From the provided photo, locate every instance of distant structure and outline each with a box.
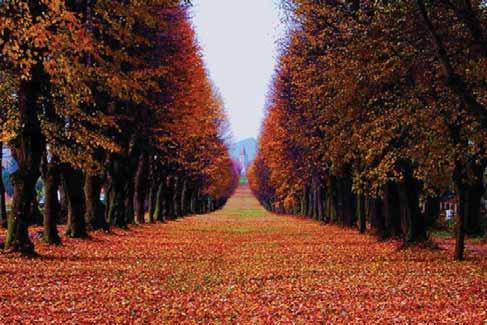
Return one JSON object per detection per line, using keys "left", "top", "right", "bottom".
{"left": 239, "top": 146, "right": 249, "bottom": 176}
{"left": 1, "top": 144, "right": 14, "bottom": 172}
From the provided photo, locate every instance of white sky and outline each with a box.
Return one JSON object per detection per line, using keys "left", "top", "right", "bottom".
{"left": 190, "top": 0, "right": 285, "bottom": 142}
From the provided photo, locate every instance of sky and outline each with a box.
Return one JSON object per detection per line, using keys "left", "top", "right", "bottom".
{"left": 190, "top": 0, "right": 285, "bottom": 142}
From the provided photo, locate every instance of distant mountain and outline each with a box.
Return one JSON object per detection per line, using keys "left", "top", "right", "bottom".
{"left": 230, "top": 138, "right": 257, "bottom": 163}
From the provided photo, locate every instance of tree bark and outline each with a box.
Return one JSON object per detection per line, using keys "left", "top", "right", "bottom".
{"left": 84, "top": 174, "right": 108, "bottom": 231}
{"left": 370, "top": 197, "right": 386, "bottom": 240}
{"left": 383, "top": 181, "right": 402, "bottom": 238}
{"left": 454, "top": 162, "right": 467, "bottom": 261}
{"left": 180, "top": 179, "right": 187, "bottom": 216}
{"left": 357, "top": 194, "right": 366, "bottom": 234}
{"left": 106, "top": 154, "right": 129, "bottom": 229}
{"left": 5, "top": 67, "right": 44, "bottom": 254}
{"left": 424, "top": 195, "right": 440, "bottom": 229}
{"left": 341, "top": 176, "right": 356, "bottom": 228}
{"left": 62, "top": 165, "right": 87, "bottom": 238}
{"left": 172, "top": 176, "right": 180, "bottom": 219}
{"left": 154, "top": 181, "right": 165, "bottom": 222}
{"left": 397, "top": 168, "right": 426, "bottom": 243}
{"left": 61, "top": 164, "right": 88, "bottom": 238}
{"left": 0, "top": 142, "right": 7, "bottom": 228}
{"left": 147, "top": 161, "right": 159, "bottom": 224}
{"left": 42, "top": 160, "right": 61, "bottom": 245}
{"left": 134, "top": 152, "right": 148, "bottom": 224}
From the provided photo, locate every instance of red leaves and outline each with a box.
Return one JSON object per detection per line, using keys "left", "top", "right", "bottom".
{"left": 0, "top": 186, "right": 485, "bottom": 323}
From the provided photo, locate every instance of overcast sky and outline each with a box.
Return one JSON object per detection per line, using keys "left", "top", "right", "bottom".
{"left": 190, "top": 0, "right": 284, "bottom": 142}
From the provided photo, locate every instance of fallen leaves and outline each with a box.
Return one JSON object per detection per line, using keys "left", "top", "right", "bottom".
{"left": 0, "top": 186, "right": 486, "bottom": 323}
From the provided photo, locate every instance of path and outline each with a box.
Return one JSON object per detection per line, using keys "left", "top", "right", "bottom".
{"left": 0, "top": 186, "right": 486, "bottom": 323}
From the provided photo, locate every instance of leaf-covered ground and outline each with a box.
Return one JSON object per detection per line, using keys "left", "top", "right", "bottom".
{"left": 0, "top": 186, "right": 486, "bottom": 323}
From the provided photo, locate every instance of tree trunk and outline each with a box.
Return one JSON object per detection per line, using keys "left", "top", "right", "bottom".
{"left": 124, "top": 176, "right": 135, "bottom": 225}
{"left": 165, "top": 176, "right": 175, "bottom": 219}
{"left": 342, "top": 176, "right": 356, "bottom": 228}
{"left": 357, "top": 194, "right": 366, "bottom": 234}
{"left": 397, "top": 171, "right": 426, "bottom": 244}
{"left": 172, "top": 177, "right": 180, "bottom": 219}
{"left": 0, "top": 142, "right": 7, "bottom": 228}
{"left": 106, "top": 155, "right": 129, "bottom": 229}
{"left": 62, "top": 165, "right": 87, "bottom": 238}
{"left": 454, "top": 161, "right": 467, "bottom": 261}
{"left": 154, "top": 181, "right": 165, "bottom": 222}
{"left": 370, "top": 197, "right": 386, "bottom": 240}
{"left": 58, "top": 181, "right": 68, "bottom": 224}
{"left": 147, "top": 170, "right": 158, "bottom": 224}
{"left": 42, "top": 161, "right": 61, "bottom": 245}
{"left": 84, "top": 174, "right": 108, "bottom": 231}
{"left": 180, "top": 179, "right": 187, "bottom": 216}
{"left": 317, "top": 183, "right": 324, "bottom": 221}
{"left": 424, "top": 195, "right": 440, "bottom": 229}
{"left": 5, "top": 68, "right": 44, "bottom": 254}
{"left": 383, "top": 181, "right": 402, "bottom": 238}
{"left": 134, "top": 152, "right": 148, "bottom": 224}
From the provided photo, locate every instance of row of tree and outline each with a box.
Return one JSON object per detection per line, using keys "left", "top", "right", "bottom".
{"left": 249, "top": 0, "right": 487, "bottom": 260}
{"left": 0, "top": 1, "right": 239, "bottom": 254}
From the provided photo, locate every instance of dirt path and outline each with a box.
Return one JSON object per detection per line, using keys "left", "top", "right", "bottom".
{"left": 0, "top": 186, "right": 486, "bottom": 323}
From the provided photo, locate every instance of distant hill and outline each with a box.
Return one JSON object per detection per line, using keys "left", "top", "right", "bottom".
{"left": 230, "top": 138, "right": 257, "bottom": 163}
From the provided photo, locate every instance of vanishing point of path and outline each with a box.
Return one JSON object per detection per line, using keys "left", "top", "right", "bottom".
{"left": 0, "top": 186, "right": 486, "bottom": 323}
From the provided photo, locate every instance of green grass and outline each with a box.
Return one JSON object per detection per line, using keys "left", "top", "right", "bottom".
{"left": 432, "top": 230, "right": 454, "bottom": 238}
{"left": 196, "top": 225, "right": 278, "bottom": 234}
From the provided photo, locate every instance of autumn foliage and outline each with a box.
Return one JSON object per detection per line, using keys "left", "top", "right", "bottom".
{"left": 0, "top": 1, "right": 238, "bottom": 254}
{"left": 249, "top": 0, "right": 487, "bottom": 260}
{"left": 0, "top": 186, "right": 485, "bottom": 323}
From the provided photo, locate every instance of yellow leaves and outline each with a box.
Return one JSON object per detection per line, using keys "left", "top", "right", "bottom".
{"left": 4, "top": 187, "right": 484, "bottom": 322}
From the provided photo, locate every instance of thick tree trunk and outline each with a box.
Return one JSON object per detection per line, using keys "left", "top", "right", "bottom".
{"left": 190, "top": 188, "right": 196, "bottom": 214}
{"left": 147, "top": 172, "right": 158, "bottom": 224}
{"left": 172, "top": 176, "right": 180, "bottom": 219}
{"left": 424, "top": 195, "right": 440, "bottom": 229}
{"left": 357, "top": 194, "right": 366, "bottom": 234}
{"left": 62, "top": 166, "right": 87, "bottom": 238}
{"left": 455, "top": 184, "right": 467, "bottom": 261}
{"left": 326, "top": 177, "right": 338, "bottom": 223}
{"left": 5, "top": 69, "right": 44, "bottom": 254}
{"left": 317, "top": 183, "right": 324, "bottom": 221}
{"left": 397, "top": 166, "right": 426, "bottom": 244}
{"left": 154, "top": 181, "right": 165, "bottom": 222}
{"left": 300, "top": 186, "right": 307, "bottom": 216}
{"left": 341, "top": 176, "right": 356, "bottom": 228}
{"left": 106, "top": 155, "right": 129, "bottom": 229}
{"left": 58, "top": 182, "right": 68, "bottom": 224}
{"left": 383, "top": 182, "right": 402, "bottom": 238}
{"left": 165, "top": 176, "right": 175, "bottom": 219}
{"left": 42, "top": 161, "right": 61, "bottom": 245}
{"left": 84, "top": 174, "right": 108, "bottom": 231}
{"left": 370, "top": 197, "right": 386, "bottom": 239}
{"left": 454, "top": 164, "right": 467, "bottom": 261}
{"left": 124, "top": 177, "right": 135, "bottom": 225}
{"left": 180, "top": 179, "right": 187, "bottom": 216}
{"left": 0, "top": 142, "right": 7, "bottom": 228}
{"left": 134, "top": 152, "right": 148, "bottom": 224}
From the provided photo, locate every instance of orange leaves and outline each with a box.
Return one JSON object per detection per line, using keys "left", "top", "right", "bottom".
{"left": 0, "top": 187, "right": 485, "bottom": 323}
